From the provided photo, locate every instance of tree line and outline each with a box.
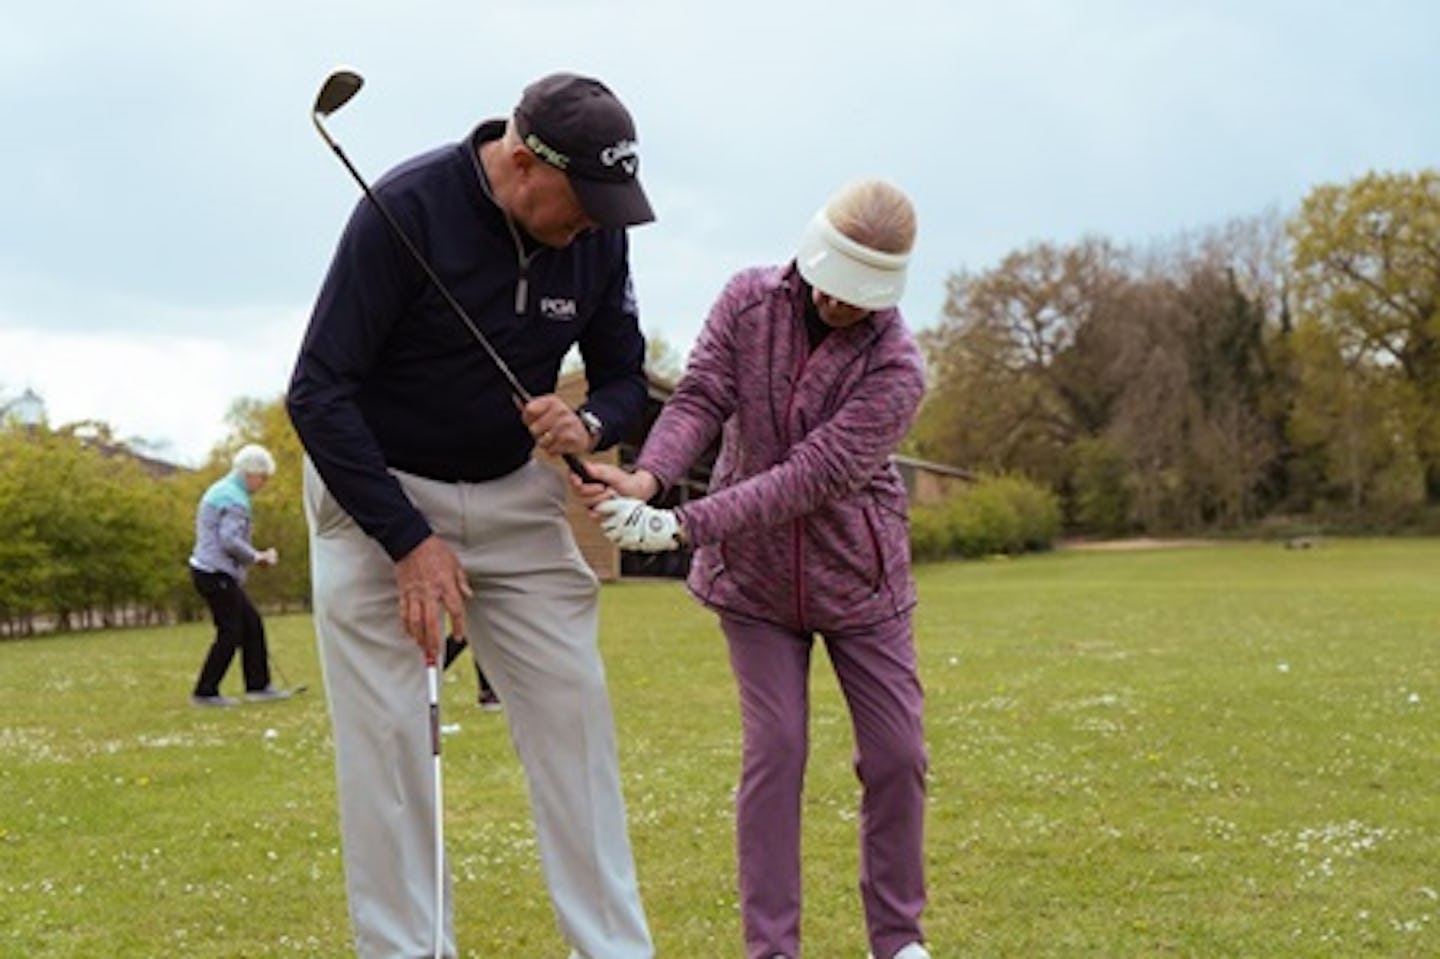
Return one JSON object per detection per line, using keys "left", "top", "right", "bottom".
{"left": 908, "top": 169, "right": 1440, "bottom": 535}
{"left": 2, "top": 168, "right": 1435, "bottom": 632}
{"left": 0, "top": 402, "right": 307, "bottom": 637}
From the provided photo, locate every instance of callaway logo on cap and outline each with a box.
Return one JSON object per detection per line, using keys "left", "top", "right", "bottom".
{"left": 514, "top": 73, "right": 655, "bottom": 228}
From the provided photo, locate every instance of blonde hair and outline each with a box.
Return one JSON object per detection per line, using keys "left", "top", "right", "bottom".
{"left": 824, "top": 179, "right": 917, "bottom": 255}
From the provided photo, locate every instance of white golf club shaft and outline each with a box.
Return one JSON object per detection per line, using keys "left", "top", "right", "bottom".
{"left": 426, "top": 654, "right": 444, "bottom": 959}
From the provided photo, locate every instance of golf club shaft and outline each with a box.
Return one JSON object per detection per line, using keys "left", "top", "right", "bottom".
{"left": 313, "top": 117, "right": 595, "bottom": 484}
{"left": 266, "top": 650, "right": 308, "bottom": 694}
{"left": 425, "top": 653, "right": 444, "bottom": 959}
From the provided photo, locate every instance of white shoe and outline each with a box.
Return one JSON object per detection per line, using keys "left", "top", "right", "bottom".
{"left": 871, "top": 945, "right": 931, "bottom": 959}
{"left": 244, "top": 685, "right": 294, "bottom": 703}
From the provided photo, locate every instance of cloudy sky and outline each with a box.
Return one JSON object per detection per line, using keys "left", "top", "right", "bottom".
{"left": 2, "top": 0, "right": 1436, "bottom": 465}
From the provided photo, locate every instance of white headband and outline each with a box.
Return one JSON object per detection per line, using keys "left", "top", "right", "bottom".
{"left": 795, "top": 210, "right": 910, "bottom": 310}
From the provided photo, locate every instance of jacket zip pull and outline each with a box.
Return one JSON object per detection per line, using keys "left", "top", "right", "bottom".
{"left": 501, "top": 210, "right": 533, "bottom": 315}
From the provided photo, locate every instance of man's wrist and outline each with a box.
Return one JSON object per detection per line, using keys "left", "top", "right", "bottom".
{"left": 578, "top": 408, "right": 604, "bottom": 451}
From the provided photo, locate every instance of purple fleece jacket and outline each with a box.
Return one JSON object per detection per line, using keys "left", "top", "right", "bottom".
{"left": 636, "top": 263, "right": 926, "bottom": 633}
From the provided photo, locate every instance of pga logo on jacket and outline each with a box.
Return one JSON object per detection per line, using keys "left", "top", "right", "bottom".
{"left": 539, "top": 297, "right": 578, "bottom": 322}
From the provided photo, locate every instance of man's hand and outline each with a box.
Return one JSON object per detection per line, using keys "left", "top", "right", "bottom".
{"left": 596, "top": 497, "right": 684, "bottom": 552}
{"left": 255, "top": 547, "right": 279, "bottom": 566}
{"left": 394, "top": 535, "right": 472, "bottom": 659}
{"left": 522, "top": 394, "right": 593, "bottom": 456}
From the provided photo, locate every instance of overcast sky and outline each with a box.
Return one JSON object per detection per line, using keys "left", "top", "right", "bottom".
{"left": 2, "top": 0, "right": 1436, "bottom": 465}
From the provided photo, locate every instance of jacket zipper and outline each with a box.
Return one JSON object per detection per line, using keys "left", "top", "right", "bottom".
{"left": 472, "top": 142, "right": 536, "bottom": 315}
{"left": 785, "top": 318, "right": 810, "bottom": 630}
{"left": 501, "top": 213, "right": 538, "bottom": 315}
{"left": 863, "top": 503, "right": 885, "bottom": 598}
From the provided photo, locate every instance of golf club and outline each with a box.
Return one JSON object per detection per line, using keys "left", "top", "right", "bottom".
{"left": 267, "top": 650, "right": 308, "bottom": 695}
{"left": 310, "top": 68, "right": 596, "bottom": 484}
{"left": 425, "top": 649, "right": 445, "bottom": 959}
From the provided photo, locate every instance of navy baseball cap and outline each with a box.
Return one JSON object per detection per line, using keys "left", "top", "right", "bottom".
{"left": 514, "top": 73, "right": 655, "bottom": 228}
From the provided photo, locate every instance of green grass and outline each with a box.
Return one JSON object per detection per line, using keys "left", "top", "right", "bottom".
{"left": 2, "top": 539, "right": 1438, "bottom": 957}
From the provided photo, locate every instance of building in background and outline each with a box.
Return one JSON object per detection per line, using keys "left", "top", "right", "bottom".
{"left": 892, "top": 454, "right": 973, "bottom": 505}
{"left": 0, "top": 387, "right": 46, "bottom": 427}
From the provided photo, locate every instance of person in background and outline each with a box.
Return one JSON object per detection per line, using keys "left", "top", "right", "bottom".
{"left": 577, "top": 180, "right": 931, "bottom": 959}
{"left": 188, "top": 443, "right": 291, "bottom": 707}
{"left": 443, "top": 634, "right": 503, "bottom": 711}
{"left": 288, "top": 71, "right": 655, "bottom": 959}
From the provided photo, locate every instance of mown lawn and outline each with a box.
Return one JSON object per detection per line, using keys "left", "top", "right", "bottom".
{"left": 1, "top": 538, "right": 1436, "bottom": 957}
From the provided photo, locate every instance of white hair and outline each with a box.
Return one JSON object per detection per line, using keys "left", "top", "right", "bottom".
{"left": 231, "top": 443, "right": 276, "bottom": 477}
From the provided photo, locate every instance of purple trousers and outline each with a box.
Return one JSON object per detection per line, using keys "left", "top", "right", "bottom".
{"left": 721, "top": 611, "right": 927, "bottom": 959}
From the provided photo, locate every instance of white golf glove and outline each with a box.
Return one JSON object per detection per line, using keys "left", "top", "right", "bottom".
{"left": 596, "top": 497, "right": 683, "bottom": 553}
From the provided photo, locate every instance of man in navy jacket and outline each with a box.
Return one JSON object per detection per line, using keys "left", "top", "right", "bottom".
{"left": 288, "top": 72, "right": 654, "bottom": 959}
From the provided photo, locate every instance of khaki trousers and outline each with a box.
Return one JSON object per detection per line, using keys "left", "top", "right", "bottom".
{"left": 304, "top": 457, "right": 652, "bottom": 959}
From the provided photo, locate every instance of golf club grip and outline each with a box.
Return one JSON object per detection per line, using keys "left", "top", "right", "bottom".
{"left": 424, "top": 659, "right": 441, "bottom": 757}
{"left": 563, "top": 453, "right": 597, "bottom": 484}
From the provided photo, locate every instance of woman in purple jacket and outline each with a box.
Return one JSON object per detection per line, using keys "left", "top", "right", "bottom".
{"left": 577, "top": 180, "right": 930, "bottom": 959}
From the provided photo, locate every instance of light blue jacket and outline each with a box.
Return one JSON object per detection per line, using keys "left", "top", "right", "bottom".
{"left": 188, "top": 472, "right": 260, "bottom": 583}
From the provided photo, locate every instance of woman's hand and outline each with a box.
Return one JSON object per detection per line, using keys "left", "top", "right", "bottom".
{"left": 570, "top": 463, "right": 660, "bottom": 509}
{"left": 595, "top": 498, "right": 684, "bottom": 552}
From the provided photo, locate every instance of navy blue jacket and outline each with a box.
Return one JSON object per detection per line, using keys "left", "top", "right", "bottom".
{"left": 287, "top": 120, "right": 647, "bottom": 560}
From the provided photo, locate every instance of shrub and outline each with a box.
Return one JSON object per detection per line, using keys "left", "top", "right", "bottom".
{"left": 946, "top": 483, "right": 1021, "bottom": 557}
{"left": 908, "top": 503, "right": 952, "bottom": 562}
{"left": 997, "top": 474, "right": 1063, "bottom": 550}
{"left": 1069, "top": 437, "right": 1132, "bottom": 535}
{"left": 910, "top": 474, "right": 1061, "bottom": 561}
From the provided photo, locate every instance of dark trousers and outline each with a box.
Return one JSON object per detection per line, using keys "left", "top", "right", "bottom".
{"left": 444, "top": 634, "right": 498, "bottom": 698}
{"left": 191, "top": 567, "right": 271, "bottom": 695}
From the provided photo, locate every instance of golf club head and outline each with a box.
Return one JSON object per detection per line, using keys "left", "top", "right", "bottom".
{"left": 314, "top": 68, "right": 364, "bottom": 118}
